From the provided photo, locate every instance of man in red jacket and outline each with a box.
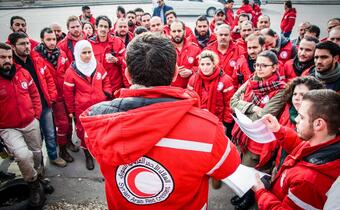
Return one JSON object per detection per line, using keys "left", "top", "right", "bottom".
{"left": 0, "top": 42, "right": 44, "bottom": 207}
{"left": 280, "top": 1, "right": 296, "bottom": 38}
{"left": 223, "top": 0, "right": 235, "bottom": 28}
{"left": 209, "top": 9, "right": 228, "bottom": 33}
{"left": 89, "top": 15, "right": 127, "bottom": 92}
{"left": 8, "top": 16, "right": 39, "bottom": 50}
{"left": 236, "top": 20, "right": 254, "bottom": 57}
{"left": 79, "top": 32, "right": 240, "bottom": 210}
{"left": 164, "top": 10, "right": 193, "bottom": 39}
{"left": 169, "top": 20, "right": 201, "bottom": 88}
{"left": 79, "top": 5, "right": 96, "bottom": 26}
{"left": 190, "top": 15, "right": 216, "bottom": 49}
{"left": 254, "top": 89, "right": 340, "bottom": 210}
{"left": 114, "top": 18, "right": 134, "bottom": 47}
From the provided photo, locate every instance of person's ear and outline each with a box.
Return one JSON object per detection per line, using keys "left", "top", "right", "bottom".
{"left": 124, "top": 68, "right": 132, "bottom": 85}
{"left": 172, "top": 65, "right": 179, "bottom": 83}
{"left": 313, "top": 118, "right": 326, "bottom": 132}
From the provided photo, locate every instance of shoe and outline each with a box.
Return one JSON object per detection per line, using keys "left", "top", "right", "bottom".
{"left": 59, "top": 145, "right": 74, "bottom": 162}
{"left": 211, "top": 179, "right": 222, "bottom": 189}
{"left": 234, "top": 190, "right": 255, "bottom": 210}
{"left": 67, "top": 142, "right": 79, "bottom": 152}
{"left": 84, "top": 149, "right": 94, "bottom": 170}
{"left": 39, "top": 177, "right": 54, "bottom": 194}
{"left": 50, "top": 157, "right": 67, "bottom": 167}
{"left": 28, "top": 179, "right": 44, "bottom": 207}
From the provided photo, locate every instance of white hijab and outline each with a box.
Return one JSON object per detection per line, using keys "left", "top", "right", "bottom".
{"left": 74, "top": 40, "right": 97, "bottom": 77}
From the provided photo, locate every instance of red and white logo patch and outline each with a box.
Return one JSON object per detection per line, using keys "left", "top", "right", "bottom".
{"left": 279, "top": 51, "right": 288, "bottom": 59}
{"left": 116, "top": 156, "right": 174, "bottom": 205}
{"left": 21, "top": 82, "right": 28, "bottom": 90}
{"left": 96, "top": 72, "right": 102, "bottom": 80}
{"left": 187, "top": 56, "right": 194, "bottom": 64}
{"left": 229, "top": 60, "right": 236, "bottom": 68}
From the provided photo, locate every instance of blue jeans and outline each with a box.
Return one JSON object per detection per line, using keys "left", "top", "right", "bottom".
{"left": 40, "top": 106, "right": 57, "bottom": 160}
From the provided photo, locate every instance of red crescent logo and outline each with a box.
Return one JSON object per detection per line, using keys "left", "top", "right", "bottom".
{"left": 126, "top": 167, "right": 160, "bottom": 198}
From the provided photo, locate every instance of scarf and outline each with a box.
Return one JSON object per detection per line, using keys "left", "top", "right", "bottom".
{"left": 35, "top": 43, "right": 60, "bottom": 68}
{"left": 0, "top": 65, "right": 16, "bottom": 80}
{"left": 195, "top": 29, "right": 211, "bottom": 49}
{"left": 193, "top": 68, "right": 221, "bottom": 115}
{"left": 293, "top": 56, "right": 314, "bottom": 76}
{"left": 315, "top": 63, "right": 340, "bottom": 83}
{"left": 249, "top": 73, "right": 286, "bottom": 106}
{"left": 74, "top": 40, "right": 97, "bottom": 77}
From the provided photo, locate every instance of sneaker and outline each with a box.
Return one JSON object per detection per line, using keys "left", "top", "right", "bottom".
{"left": 50, "top": 157, "right": 67, "bottom": 167}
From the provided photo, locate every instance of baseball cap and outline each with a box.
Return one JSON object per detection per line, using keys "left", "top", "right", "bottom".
{"left": 215, "top": 9, "right": 225, "bottom": 15}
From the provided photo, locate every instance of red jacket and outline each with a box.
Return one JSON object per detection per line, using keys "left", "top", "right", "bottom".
{"left": 188, "top": 72, "right": 235, "bottom": 123}
{"left": 231, "top": 55, "right": 254, "bottom": 89}
{"left": 188, "top": 33, "right": 216, "bottom": 50}
{"left": 79, "top": 15, "right": 96, "bottom": 26}
{"left": 57, "top": 33, "right": 85, "bottom": 66}
{"left": 256, "top": 127, "right": 340, "bottom": 210}
{"left": 171, "top": 39, "right": 201, "bottom": 88}
{"left": 209, "top": 19, "right": 229, "bottom": 34}
{"left": 205, "top": 41, "right": 239, "bottom": 77}
{"left": 252, "top": 4, "right": 262, "bottom": 26}
{"left": 79, "top": 86, "right": 240, "bottom": 210}
{"left": 235, "top": 38, "right": 247, "bottom": 57}
{"left": 164, "top": 25, "right": 194, "bottom": 39}
{"left": 235, "top": 4, "right": 256, "bottom": 26}
{"left": 114, "top": 32, "right": 134, "bottom": 47}
{"left": 224, "top": 8, "right": 235, "bottom": 28}
{"left": 88, "top": 35, "right": 127, "bottom": 93}
{"left": 0, "top": 64, "right": 41, "bottom": 128}
{"left": 277, "top": 40, "right": 296, "bottom": 65}
{"left": 281, "top": 58, "right": 314, "bottom": 82}
{"left": 33, "top": 49, "right": 70, "bottom": 101}
{"left": 6, "top": 38, "right": 39, "bottom": 51}
{"left": 63, "top": 63, "right": 112, "bottom": 117}
{"left": 280, "top": 8, "right": 297, "bottom": 33}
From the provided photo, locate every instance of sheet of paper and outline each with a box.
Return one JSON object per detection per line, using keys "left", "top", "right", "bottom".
{"left": 233, "top": 109, "right": 276, "bottom": 144}
{"left": 222, "top": 164, "right": 270, "bottom": 197}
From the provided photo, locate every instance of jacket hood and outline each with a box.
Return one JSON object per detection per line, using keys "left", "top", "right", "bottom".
{"left": 79, "top": 86, "right": 200, "bottom": 166}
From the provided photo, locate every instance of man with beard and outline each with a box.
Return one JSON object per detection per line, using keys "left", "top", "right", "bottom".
{"left": 50, "top": 23, "right": 66, "bottom": 44}
{"left": 282, "top": 36, "right": 318, "bottom": 81}
{"left": 232, "top": 33, "right": 265, "bottom": 88}
{"left": 261, "top": 28, "right": 296, "bottom": 64}
{"left": 34, "top": 27, "right": 74, "bottom": 165}
{"left": 126, "top": 10, "right": 137, "bottom": 34}
{"left": 236, "top": 20, "right": 254, "bottom": 57}
{"left": 292, "top": 21, "right": 311, "bottom": 47}
{"left": 58, "top": 16, "right": 85, "bottom": 67}
{"left": 205, "top": 24, "right": 239, "bottom": 77}
{"left": 141, "top": 13, "right": 151, "bottom": 30}
{"left": 134, "top": 8, "right": 144, "bottom": 26}
{"left": 8, "top": 16, "right": 39, "bottom": 50}
{"left": 164, "top": 10, "right": 193, "bottom": 39}
{"left": 304, "top": 25, "right": 321, "bottom": 40}
{"left": 169, "top": 20, "right": 201, "bottom": 88}
{"left": 190, "top": 15, "right": 216, "bottom": 49}
{"left": 150, "top": 16, "right": 165, "bottom": 35}
{"left": 115, "top": 18, "right": 134, "bottom": 47}
{"left": 304, "top": 41, "right": 340, "bottom": 93}
{"left": 257, "top": 15, "right": 271, "bottom": 31}
{"left": 0, "top": 42, "right": 45, "bottom": 207}
{"left": 254, "top": 89, "right": 340, "bottom": 210}
{"left": 79, "top": 5, "right": 96, "bottom": 26}
{"left": 89, "top": 15, "right": 127, "bottom": 92}
{"left": 8, "top": 32, "right": 63, "bottom": 169}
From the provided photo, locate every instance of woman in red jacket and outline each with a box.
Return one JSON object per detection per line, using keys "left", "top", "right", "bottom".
{"left": 63, "top": 40, "right": 112, "bottom": 170}
{"left": 274, "top": 76, "right": 324, "bottom": 176}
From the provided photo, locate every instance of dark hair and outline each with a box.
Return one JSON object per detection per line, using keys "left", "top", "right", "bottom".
{"left": 315, "top": 41, "right": 340, "bottom": 57}
{"left": 306, "top": 24, "right": 321, "bottom": 38}
{"left": 239, "top": 13, "right": 250, "bottom": 21}
{"left": 82, "top": 5, "right": 90, "bottom": 11}
{"left": 258, "top": 50, "right": 278, "bottom": 64}
{"left": 165, "top": 10, "right": 177, "bottom": 18}
{"left": 195, "top": 15, "right": 209, "bottom": 25}
{"left": 328, "top": 17, "right": 340, "bottom": 24}
{"left": 40, "top": 27, "right": 54, "bottom": 39}
{"left": 127, "top": 10, "right": 136, "bottom": 16}
{"left": 134, "top": 26, "right": 148, "bottom": 36}
{"left": 226, "top": 0, "right": 234, "bottom": 3}
{"left": 302, "top": 35, "right": 319, "bottom": 44}
{"left": 8, "top": 32, "right": 28, "bottom": 45}
{"left": 285, "top": 1, "right": 292, "bottom": 8}
{"left": 134, "top": 8, "right": 144, "bottom": 13}
{"left": 96, "top": 15, "right": 112, "bottom": 28}
{"left": 284, "top": 76, "right": 325, "bottom": 104}
{"left": 303, "top": 89, "right": 340, "bottom": 135}
{"left": 243, "top": 0, "right": 249, "bottom": 4}
{"left": 142, "top": 12, "right": 151, "bottom": 18}
{"left": 82, "top": 21, "right": 95, "bottom": 30}
{"left": 117, "top": 6, "right": 126, "bottom": 15}
{"left": 0, "top": 42, "right": 12, "bottom": 51}
{"left": 170, "top": 20, "right": 185, "bottom": 31}
{"left": 10, "top": 16, "right": 26, "bottom": 26}
{"left": 126, "top": 33, "right": 176, "bottom": 86}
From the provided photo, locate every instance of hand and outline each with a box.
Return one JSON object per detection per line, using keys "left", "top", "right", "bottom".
{"left": 178, "top": 68, "right": 192, "bottom": 78}
{"left": 261, "top": 114, "right": 281, "bottom": 132}
{"left": 252, "top": 173, "right": 265, "bottom": 192}
{"left": 69, "top": 114, "right": 73, "bottom": 118}
{"left": 252, "top": 105, "right": 262, "bottom": 114}
{"left": 105, "top": 53, "right": 118, "bottom": 63}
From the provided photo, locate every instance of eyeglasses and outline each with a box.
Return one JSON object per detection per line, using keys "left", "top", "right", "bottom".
{"left": 254, "top": 63, "right": 274, "bottom": 69}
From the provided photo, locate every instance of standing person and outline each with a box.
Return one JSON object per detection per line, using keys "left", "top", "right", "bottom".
{"left": 249, "top": 0, "right": 262, "bottom": 27}
{"left": 209, "top": 9, "right": 228, "bottom": 33}
{"left": 79, "top": 5, "right": 96, "bottom": 26}
{"left": 231, "top": 13, "right": 250, "bottom": 41}
{"left": 320, "top": 18, "right": 340, "bottom": 42}
{"left": 205, "top": 24, "right": 239, "bottom": 77}
{"left": 292, "top": 21, "right": 311, "bottom": 47}
{"left": 304, "top": 25, "right": 321, "bottom": 40}
{"left": 190, "top": 16, "right": 216, "bottom": 49}
{"left": 152, "top": 0, "right": 173, "bottom": 24}
{"left": 50, "top": 23, "right": 66, "bottom": 44}
{"left": 328, "top": 26, "right": 340, "bottom": 47}
{"left": 58, "top": 16, "right": 85, "bottom": 67}
{"left": 34, "top": 27, "right": 74, "bottom": 165}
{"left": 149, "top": 16, "right": 165, "bottom": 35}
{"left": 0, "top": 42, "right": 44, "bottom": 207}
{"left": 115, "top": 18, "right": 134, "bottom": 47}
{"left": 236, "top": 20, "right": 255, "bottom": 57}
{"left": 223, "top": 0, "right": 235, "bottom": 28}
{"left": 141, "top": 12, "right": 151, "bottom": 30}
{"left": 253, "top": 89, "right": 340, "bottom": 210}
{"left": 169, "top": 21, "right": 201, "bottom": 88}
{"left": 256, "top": 15, "right": 271, "bottom": 31}
{"left": 235, "top": 0, "right": 255, "bottom": 27}
{"left": 126, "top": 10, "right": 137, "bottom": 34}
{"left": 134, "top": 8, "right": 144, "bottom": 26}
{"left": 79, "top": 32, "right": 240, "bottom": 210}
{"left": 164, "top": 10, "right": 193, "bottom": 39}
{"left": 230, "top": 50, "right": 286, "bottom": 210}
{"left": 9, "top": 32, "right": 63, "bottom": 168}
{"left": 82, "top": 22, "right": 95, "bottom": 38}
{"left": 8, "top": 16, "right": 39, "bottom": 50}
{"left": 280, "top": 0, "right": 296, "bottom": 38}
{"left": 63, "top": 40, "right": 112, "bottom": 170}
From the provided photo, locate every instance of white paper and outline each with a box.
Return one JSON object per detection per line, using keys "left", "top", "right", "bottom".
{"left": 233, "top": 109, "right": 276, "bottom": 144}
{"left": 222, "top": 164, "right": 270, "bottom": 197}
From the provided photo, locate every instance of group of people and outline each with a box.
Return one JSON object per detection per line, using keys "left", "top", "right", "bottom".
{"left": 0, "top": 0, "right": 339, "bottom": 209}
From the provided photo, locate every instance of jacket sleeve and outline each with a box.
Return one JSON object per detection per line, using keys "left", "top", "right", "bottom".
{"left": 115, "top": 42, "right": 126, "bottom": 65}
{"left": 274, "top": 126, "right": 302, "bottom": 154}
{"left": 283, "top": 13, "right": 296, "bottom": 32}
{"left": 230, "top": 81, "right": 254, "bottom": 114}
{"left": 256, "top": 179, "right": 324, "bottom": 210}
{"left": 63, "top": 69, "right": 76, "bottom": 114}
{"left": 44, "top": 67, "right": 58, "bottom": 103}
{"left": 26, "top": 73, "right": 42, "bottom": 119}
{"left": 222, "top": 77, "right": 235, "bottom": 123}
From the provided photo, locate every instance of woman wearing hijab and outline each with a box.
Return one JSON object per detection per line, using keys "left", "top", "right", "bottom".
{"left": 230, "top": 50, "right": 286, "bottom": 209}
{"left": 63, "top": 40, "right": 112, "bottom": 170}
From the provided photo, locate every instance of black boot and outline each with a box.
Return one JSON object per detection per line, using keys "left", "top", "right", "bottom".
{"left": 84, "top": 149, "right": 94, "bottom": 170}
{"left": 28, "top": 179, "right": 45, "bottom": 207}
{"left": 234, "top": 190, "right": 255, "bottom": 210}
{"left": 39, "top": 176, "right": 54, "bottom": 194}
{"left": 59, "top": 145, "right": 74, "bottom": 162}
